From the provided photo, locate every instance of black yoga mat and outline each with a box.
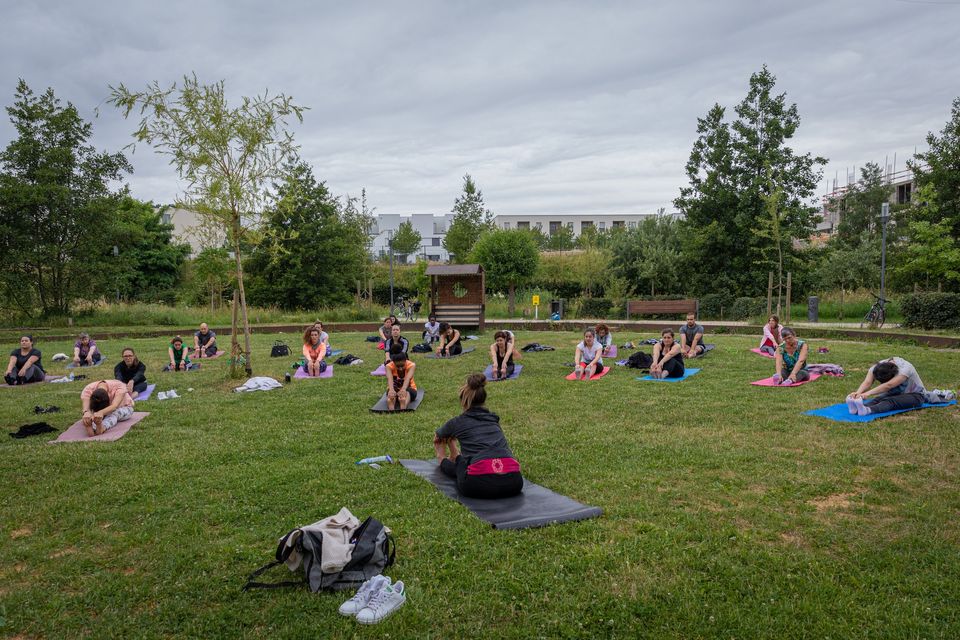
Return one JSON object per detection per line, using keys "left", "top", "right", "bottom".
{"left": 370, "top": 390, "right": 425, "bottom": 413}
{"left": 399, "top": 459, "right": 603, "bottom": 530}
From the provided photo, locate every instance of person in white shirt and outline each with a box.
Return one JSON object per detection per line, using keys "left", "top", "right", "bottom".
{"left": 573, "top": 329, "right": 605, "bottom": 381}
{"left": 422, "top": 314, "right": 441, "bottom": 343}
{"left": 846, "top": 357, "right": 925, "bottom": 416}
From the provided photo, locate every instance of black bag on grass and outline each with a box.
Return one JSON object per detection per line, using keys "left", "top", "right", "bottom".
{"left": 627, "top": 351, "right": 653, "bottom": 369}
{"left": 411, "top": 342, "right": 432, "bottom": 353}
{"left": 243, "top": 516, "right": 395, "bottom": 593}
{"left": 270, "top": 341, "right": 290, "bottom": 357}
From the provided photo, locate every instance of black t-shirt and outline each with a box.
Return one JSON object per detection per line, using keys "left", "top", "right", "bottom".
{"left": 10, "top": 348, "right": 43, "bottom": 373}
{"left": 435, "top": 407, "right": 515, "bottom": 464}
{"left": 114, "top": 361, "right": 147, "bottom": 384}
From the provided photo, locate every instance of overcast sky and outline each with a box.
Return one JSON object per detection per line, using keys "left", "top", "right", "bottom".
{"left": 1, "top": 0, "right": 958, "bottom": 216}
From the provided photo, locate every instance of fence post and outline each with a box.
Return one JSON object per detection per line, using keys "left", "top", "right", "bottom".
{"left": 767, "top": 271, "right": 773, "bottom": 317}
{"left": 785, "top": 272, "right": 792, "bottom": 324}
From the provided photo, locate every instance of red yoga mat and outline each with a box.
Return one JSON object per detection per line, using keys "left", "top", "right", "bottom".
{"left": 750, "top": 348, "right": 776, "bottom": 359}
{"left": 565, "top": 366, "right": 610, "bottom": 381}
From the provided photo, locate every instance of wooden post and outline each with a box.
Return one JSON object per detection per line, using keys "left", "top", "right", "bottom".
{"left": 230, "top": 290, "right": 240, "bottom": 376}
{"left": 785, "top": 272, "right": 792, "bottom": 325}
{"left": 767, "top": 271, "right": 773, "bottom": 317}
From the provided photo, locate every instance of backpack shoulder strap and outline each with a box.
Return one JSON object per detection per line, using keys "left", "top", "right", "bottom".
{"left": 241, "top": 528, "right": 307, "bottom": 591}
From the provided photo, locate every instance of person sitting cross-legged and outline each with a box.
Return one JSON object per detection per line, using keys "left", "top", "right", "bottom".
{"left": 650, "top": 329, "right": 685, "bottom": 379}
{"left": 433, "top": 373, "right": 523, "bottom": 499}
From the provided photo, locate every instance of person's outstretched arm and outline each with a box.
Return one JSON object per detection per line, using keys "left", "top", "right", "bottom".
{"left": 787, "top": 343, "right": 808, "bottom": 382}
{"left": 5, "top": 354, "right": 16, "bottom": 376}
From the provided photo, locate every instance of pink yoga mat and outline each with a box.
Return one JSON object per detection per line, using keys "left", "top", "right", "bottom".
{"left": 294, "top": 365, "right": 334, "bottom": 379}
{"left": 565, "top": 366, "right": 611, "bottom": 381}
{"left": 370, "top": 364, "right": 386, "bottom": 376}
{"left": 50, "top": 411, "right": 149, "bottom": 443}
{"left": 750, "top": 348, "right": 775, "bottom": 359}
{"left": 751, "top": 373, "right": 821, "bottom": 387}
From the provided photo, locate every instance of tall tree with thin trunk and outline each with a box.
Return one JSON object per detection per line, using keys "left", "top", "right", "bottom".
{"left": 108, "top": 75, "right": 304, "bottom": 376}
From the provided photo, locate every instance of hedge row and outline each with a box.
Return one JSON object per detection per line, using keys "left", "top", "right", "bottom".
{"left": 899, "top": 293, "right": 960, "bottom": 330}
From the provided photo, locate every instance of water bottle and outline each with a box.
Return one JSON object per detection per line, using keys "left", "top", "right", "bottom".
{"left": 356, "top": 455, "right": 393, "bottom": 465}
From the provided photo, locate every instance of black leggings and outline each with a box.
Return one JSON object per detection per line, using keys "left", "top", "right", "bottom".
{"left": 867, "top": 392, "right": 924, "bottom": 414}
{"left": 779, "top": 368, "right": 810, "bottom": 382}
{"left": 132, "top": 380, "right": 148, "bottom": 394}
{"left": 660, "top": 357, "right": 685, "bottom": 378}
{"left": 494, "top": 351, "right": 515, "bottom": 378}
{"left": 5, "top": 365, "right": 44, "bottom": 386}
{"left": 440, "top": 455, "right": 523, "bottom": 499}
{"left": 441, "top": 342, "right": 463, "bottom": 356}
{"left": 199, "top": 343, "right": 218, "bottom": 357}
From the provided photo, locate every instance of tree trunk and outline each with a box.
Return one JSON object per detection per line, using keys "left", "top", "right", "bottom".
{"left": 839, "top": 286, "right": 844, "bottom": 322}
{"left": 508, "top": 284, "right": 516, "bottom": 316}
{"left": 231, "top": 214, "right": 253, "bottom": 377}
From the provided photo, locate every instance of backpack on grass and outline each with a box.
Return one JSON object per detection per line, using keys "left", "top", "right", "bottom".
{"left": 626, "top": 351, "right": 653, "bottom": 370}
{"left": 243, "top": 515, "right": 395, "bottom": 593}
{"left": 270, "top": 341, "right": 290, "bottom": 357}
{"left": 411, "top": 342, "right": 432, "bottom": 353}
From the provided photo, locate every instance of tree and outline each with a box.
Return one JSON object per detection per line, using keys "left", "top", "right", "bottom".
{"left": 675, "top": 67, "right": 826, "bottom": 296}
{"left": 894, "top": 185, "right": 960, "bottom": 291}
{"left": 753, "top": 169, "right": 788, "bottom": 313}
{"left": 816, "top": 234, "right": 879, "bottom": 320}
{"left": 830, "top": 162, "right": 893, "bottom": 244}
{"left": 109, "top": 198, "right": 190, "bottom": 303}
{"left": 608, "top": 215, "right": 686, "bottom": 297}
{"left": 910, "top": 96, "right": 960, "bottom": 237}
{"left": 546, "top": 224, "right": 575, "bottom": 251}
{"left": 444, "top": 174, "right": 494, "bottom": 262}
{"left": 244, "top": 162, "right": 369, "bottom": 309}
{"left": 470, "top": 229, "right": 539, "bottom": 315}
{"left": 180, "top": 247, "right": 233, "bottom": 310}
{"left": 390, "top": 220, "right": 422, "bottom": 259}
{"left": 0, "top": 80, "right": 131, "bottom": 316}
{"left": 109, "top": 75, "right": 304, "bottom": 376}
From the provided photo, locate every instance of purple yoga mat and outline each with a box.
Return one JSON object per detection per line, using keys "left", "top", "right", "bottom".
{"left": 294, "top": 365, "right": 334, "bottom": 379}
{"left": 196, "top": 350, "right": 226, "bottom": 360}
{"left": 50, "top": 411, "right": 149, "bottom": 443}
{"left": 751, "top": 373, "right": 821, "bottom": 387}
{"left": 370, "top": 364, "right": 386, "bottom": 376}
{"left": 484, "top": 364, "right": 523, "bottom": 381}
{"left": 603, "top": 345, "right": 618, "bottom": 358}
{"left": 750, "top": 348, "right": 776, "bottom": 359}
{"left": 134, "top": 384, "right": 156, "bottom": 401}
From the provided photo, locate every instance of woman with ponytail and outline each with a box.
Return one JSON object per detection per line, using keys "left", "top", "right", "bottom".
{"left": 433, "top": 373, "right": 523, "bottom": 499}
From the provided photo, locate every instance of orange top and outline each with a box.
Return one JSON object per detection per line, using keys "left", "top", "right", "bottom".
{"left": 386, "top": 360, "right": 416, "bottom": 390}
{"left": 303, "top": 341, "right": 326, "bottom": 361}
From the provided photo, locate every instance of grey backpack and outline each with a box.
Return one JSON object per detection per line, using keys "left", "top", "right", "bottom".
{"left": 243, "top": 516, "right": 395, "bottom": 592}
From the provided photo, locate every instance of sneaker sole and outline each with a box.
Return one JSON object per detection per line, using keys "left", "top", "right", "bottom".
{"left": 356, "top": 601, "right": 405, "bottom": 625}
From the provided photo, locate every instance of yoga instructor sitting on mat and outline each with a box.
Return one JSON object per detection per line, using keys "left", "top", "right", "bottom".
{"left": 386, "top": 344, "right": 417, "bottom": 410}
{"left": 573, "top": 328, "right": 605, "bottom": 380}
{"left": 650, "top": 329, "right": 684, "bottom": 379}
{"left": 302, "top": 327, "right": 327, "bottom": 376}
{"left": 5, "top": 335, "right": 45, "bottom": 386}
{"left": 434, "top": 373, "right": 523, "bottom": 499}
{"left": 436, "top": 322, "right": 462, "bottom": 357}
{"left": 114, "top": 348, "right": 148, "bottom": 395}
{"left": 773, "top": 327, "right": 809, "bottom": 385}
{"left": 80, "top": 379, "right": 134, "bottom": 437}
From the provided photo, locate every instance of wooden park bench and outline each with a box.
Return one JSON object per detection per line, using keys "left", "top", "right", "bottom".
{"left": 626, "top": 298, "right": 699, "bottom": 318}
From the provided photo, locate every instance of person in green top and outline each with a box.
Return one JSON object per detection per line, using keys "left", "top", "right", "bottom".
{"left": 167, "top": 335, "right": 192, "bottom": 371}
{"left": 773, "top": 327, "right": 809, "bottom": 385}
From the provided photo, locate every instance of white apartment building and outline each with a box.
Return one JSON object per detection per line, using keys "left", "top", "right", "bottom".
{"left": 368, "top": 212, "right": 676, "bottom": 263}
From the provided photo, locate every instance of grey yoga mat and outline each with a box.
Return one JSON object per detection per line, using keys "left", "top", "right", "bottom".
{"left": 399, "top": 459, "right": 603, "bottom": 530}
{"left": 371, "top": 390, "right": 425, "bottom": 412}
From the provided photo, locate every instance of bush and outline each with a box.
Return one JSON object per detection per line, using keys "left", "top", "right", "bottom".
{"left": 577, "top": 297, "right": 612, "bottom": 318}
{"left": 699, "top": 293, "right": 733, "bottom": 320}
{"left": 899, "top": 293, "right": 960, "bottom": 329}
{"left": 730, "top": 297, "right": 766, "bottom": 321}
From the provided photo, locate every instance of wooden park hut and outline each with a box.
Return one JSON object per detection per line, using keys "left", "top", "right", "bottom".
{"left": 425, "top": 264, "right": 485, "bottom": 330}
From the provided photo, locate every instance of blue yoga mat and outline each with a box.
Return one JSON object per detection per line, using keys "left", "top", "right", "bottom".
{"left": 328, "top": 349, "right": 344, "bottom": 356}
{"left": 637, "top": 368, "right": 700, "bottom": 382}
{"left": 805, "top": 400, "right": 956, "bottom": 423}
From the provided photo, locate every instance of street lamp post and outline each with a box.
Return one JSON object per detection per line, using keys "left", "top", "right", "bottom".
{"left": 388, "top": 229, "right": 395, "bottom": 309}
{"left": 880, "top": 202, "right": 890, "bottom": 302}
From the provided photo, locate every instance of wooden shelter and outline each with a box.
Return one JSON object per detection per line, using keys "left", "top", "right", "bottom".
{"left": 425, "top": 264, "right": 485, "bottom": 329}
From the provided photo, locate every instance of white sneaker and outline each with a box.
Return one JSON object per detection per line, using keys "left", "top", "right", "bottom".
{"left": 356, "top": 580, "right": 405, "bottom": 624}
{"left": 158, "top": 391, "right": 169, "bottom": 400}
{"left": 338, "top": 575, "right": 391, "bottom": 617}
{"left": 167, "top": 390, "right": 179, "bottom": 398}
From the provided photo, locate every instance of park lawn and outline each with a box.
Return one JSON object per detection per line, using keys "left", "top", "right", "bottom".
{"left": 1, "top": 331, "right": 958, "bottom": 639}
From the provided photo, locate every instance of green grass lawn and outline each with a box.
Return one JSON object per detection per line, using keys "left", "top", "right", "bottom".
{"left": 1, "top": 331, "right": 958, "bottom": 639}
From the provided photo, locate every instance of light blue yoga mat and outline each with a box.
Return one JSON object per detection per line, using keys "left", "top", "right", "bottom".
{"left": 637, "top": 368, "right": 700, "bottom": 382}
{"left": 805, "top": 400, "right": 955, "bottom": 423}
{"left": 328, "top": 349, "right": 344, "bottom": 356}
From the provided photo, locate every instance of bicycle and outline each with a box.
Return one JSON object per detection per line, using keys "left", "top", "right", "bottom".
{"left": 860, "top": 292, "right": 887, "bottom": 329}
{"left": 392, "top": 295, "right": 422, "bottom": 322}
